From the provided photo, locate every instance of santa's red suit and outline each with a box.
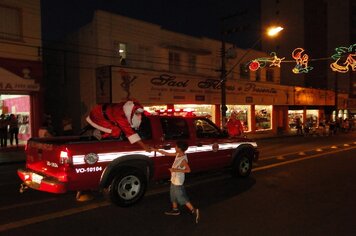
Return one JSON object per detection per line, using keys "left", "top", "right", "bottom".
{"left": 86, "top": 100, "right": 144, "bottom": 144}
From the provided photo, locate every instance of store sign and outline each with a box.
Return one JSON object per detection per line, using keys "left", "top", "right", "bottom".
{"left": 294, "top": 87, "right": 335, "bottom": 106}
{"left": 96, "top": 66, "right": 112, "bottom": 103}
{"left": 0, "top": 67, "right": 39, "bottom": 91}
{"left": 110, "top": 67, "right": 294, "bottom": 105}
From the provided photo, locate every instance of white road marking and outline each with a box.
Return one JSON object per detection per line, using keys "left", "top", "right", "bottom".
{"left": 0, "top": 201, "right": 110, "bottom": 232}
{"left": 253, "top": 145, "right": 356, "bottom": 172}
{"left": 0, "top": 198, "right": 58, "bottom": 211}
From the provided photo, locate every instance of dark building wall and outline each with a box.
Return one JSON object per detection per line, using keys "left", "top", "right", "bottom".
{"left": 304, "top": 0, "right": 328, "bottom": 89}
{"left": 350, "top": 0, "right": 356, "bottom": 98}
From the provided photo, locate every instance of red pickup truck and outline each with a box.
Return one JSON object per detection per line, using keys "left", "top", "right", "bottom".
{"left": 18, "top": 112, "right": 259, "bottom": 207}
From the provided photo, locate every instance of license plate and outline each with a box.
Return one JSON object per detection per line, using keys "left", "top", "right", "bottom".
{"left": 32, "top": 173, "right": 43, "bottom": 184}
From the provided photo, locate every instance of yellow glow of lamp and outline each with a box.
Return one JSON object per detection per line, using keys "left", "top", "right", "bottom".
{"left": 267, "top": 26, "right": 284, "bottom": 37}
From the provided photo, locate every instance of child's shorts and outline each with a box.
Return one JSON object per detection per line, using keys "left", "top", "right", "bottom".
{"left": 170, "top": 184, "right": 189, "bottom": 205}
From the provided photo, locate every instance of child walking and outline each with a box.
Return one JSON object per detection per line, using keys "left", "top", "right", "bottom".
{"left": 154, "top": 140, "right": 200, "bottom": 223}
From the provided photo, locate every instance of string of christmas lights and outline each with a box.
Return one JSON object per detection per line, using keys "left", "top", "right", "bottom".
{"left": 246, "top": 44, "right": 356, "bottom": 74}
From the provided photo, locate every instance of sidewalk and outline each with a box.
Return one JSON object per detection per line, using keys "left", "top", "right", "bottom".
{"left": 0, "top": 146, "right": 26, "bottom": 165}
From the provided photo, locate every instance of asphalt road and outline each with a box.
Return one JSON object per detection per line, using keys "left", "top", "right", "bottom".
{"left": 0, "top": 133, "right": 355, "bottom": 236}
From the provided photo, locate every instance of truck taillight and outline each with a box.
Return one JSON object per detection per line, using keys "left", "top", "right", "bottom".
{"left": 59, "top": 150, "right": 70, "bottom": 165}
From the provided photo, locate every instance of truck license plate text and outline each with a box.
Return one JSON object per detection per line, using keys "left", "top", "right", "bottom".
{"left": 75, "top": 166, "right": 103, "bottom": 174}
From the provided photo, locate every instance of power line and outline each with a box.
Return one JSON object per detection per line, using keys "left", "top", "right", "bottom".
{"left": 0, "top": 30, "right": 221, "bottom": 69}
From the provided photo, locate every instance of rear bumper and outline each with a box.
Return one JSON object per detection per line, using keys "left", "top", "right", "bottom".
{"left": 17, "top": 168, "right": 67, "bottom": 194}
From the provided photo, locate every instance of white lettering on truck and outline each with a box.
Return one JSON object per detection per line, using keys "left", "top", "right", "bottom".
{"left": 75, "top": 166, "right": 103, "bottom": 174}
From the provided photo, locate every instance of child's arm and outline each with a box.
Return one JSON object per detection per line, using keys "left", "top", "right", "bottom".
{"left": 153, "top": 148, "right": 176, "bottom": 157}
{"left": 169, "top": 159, "right": 191, "bottom": 173}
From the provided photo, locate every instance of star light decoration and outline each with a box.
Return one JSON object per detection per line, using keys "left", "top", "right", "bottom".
{"left": 330, "top": 44, "right": 356, "bottom": 73}
{"left": 247, "top": 52, "right": 285, "bottom": 71}
{"left": 291, "top": 48, "right": 313, "bottom": 74}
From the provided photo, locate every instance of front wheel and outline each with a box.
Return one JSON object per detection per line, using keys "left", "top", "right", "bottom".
{"left": 232, "top": 150, "right": 252, "bottom": 178}
{"left": 109, "top": 168, "right": 147, "bottom": 207}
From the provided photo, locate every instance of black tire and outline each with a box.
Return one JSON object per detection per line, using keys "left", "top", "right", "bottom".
{"left": 109, "top": 168, "right": 147, "bottom": 207}
{"left": 232, "top": 150, "right": 252, "bottom": 178}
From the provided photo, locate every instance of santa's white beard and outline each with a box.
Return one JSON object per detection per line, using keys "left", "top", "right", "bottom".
{"left": 131, "top": 114, "right": 142, "bottom": 129}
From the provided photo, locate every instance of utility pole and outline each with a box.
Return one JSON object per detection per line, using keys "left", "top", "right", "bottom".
{"left": 219, "top": 23, "right": 283, "bottom": 128}
{"left": 334, "top": 72, "right": 338, "bottom": 121}
{"left": 220, "top": 23, "right": 228, "bottom": 128}
{"left": 219, "top": 11, "right": 245, "bottom": 128}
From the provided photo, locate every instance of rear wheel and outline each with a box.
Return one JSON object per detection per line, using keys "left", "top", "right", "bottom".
{"left": 232, "top": 150, "right": 252, "bottom": 177}
{"left": 109, "top": 168, "right": 147, "bottom": 207}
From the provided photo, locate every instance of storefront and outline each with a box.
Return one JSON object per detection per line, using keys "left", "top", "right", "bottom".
{"left": 289, "top": 87, "right": 336, "bottom": 130}
{"left": 96, "top": 65, "right": 297, "bottom": 134}
{"left": 348, "top": 98, "right": 356, "bottom": 120}
{"left": 226, "top": 105, "right": 250, "bottom": 131}
{"left": 0, "top": 57, "right": 42, "bottom": 145}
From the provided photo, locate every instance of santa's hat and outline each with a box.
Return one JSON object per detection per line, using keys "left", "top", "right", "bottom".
{"left": 123, "top": 100, "right": 144, "bottom": 123}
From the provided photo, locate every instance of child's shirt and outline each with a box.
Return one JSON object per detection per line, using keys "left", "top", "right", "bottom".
{"left": 170, "top": 154, "right": 188, "bottom": 186}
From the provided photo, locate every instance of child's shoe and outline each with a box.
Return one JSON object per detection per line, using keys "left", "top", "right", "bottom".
{"left": 164, "top": 208, "right": 180, "bottom": 216}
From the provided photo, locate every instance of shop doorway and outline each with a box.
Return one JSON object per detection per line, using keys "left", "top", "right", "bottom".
{"left": 288, "top": 110, "right": 304, "bottom": 131}
{"left": 0, "top": 94, "right": 31, "bottom": 148}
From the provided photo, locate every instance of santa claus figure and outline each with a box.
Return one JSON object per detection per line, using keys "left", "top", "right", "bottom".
{"left": 226, "top": 111, "right": 244, "bottom": 138}
{"left": 86, "top": 100, "right": 151, "bottom": 152}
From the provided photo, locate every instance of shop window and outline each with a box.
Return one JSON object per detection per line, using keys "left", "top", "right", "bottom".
{"left": 194, "top": 118, "right": 222, "bottom": 138}
{"left": 306, "top": 109, "right": 319, "bottom": 128}
{"left": 255, "top": 69, "right": 261, "bottom": 81}
{"left": 266, "top": 68, "right": 274, "bottom": 82}
{"left": 0, "top": 94, "right": 31, "bottom": 143}
{"left": 139, "top": 45, "right": 153, "bottom": 69}
{"left": 169, "top": 51, "right": 181, "bottom": 71}
{"left": 188, "top": 54, "right": 197, "bottom": 73}
{"left": 160, "top": 117, "right": 189, "bottom": 140}
{"left": 226, "top": 105, "right": 250, "bottom": 131}
{"left": 113, "top": 41, "right": 127, "bottom": 65}
{"left": 240, "top": 64, "right": 250, "bottom": 79}
{"left": 144, "top": 105, "right": 167, "bottom": 114}
{"left": 0, "top": 6, "right": 21, "bottom": 41}
{"left": 174, "top": 104, "right": 213, "bottom": 119}
{"left": 288, "top": 110, "right": 304, "bottom": 129}
{"left": 255, "top": 105, "right": 272, "bottom": 130}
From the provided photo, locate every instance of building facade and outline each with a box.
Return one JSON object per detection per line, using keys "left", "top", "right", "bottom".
{"left": 58, "top": 10, "right": 342, "bottom": 135}
{"left": 261, "top": 0, "right": 355, "bottom": 119}
{"left": 0, "top": 0, "right": 43, "bottom": 141}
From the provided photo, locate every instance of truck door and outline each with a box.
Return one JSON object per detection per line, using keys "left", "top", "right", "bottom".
{"left": 153, "top": 117, "right": 191, "bottom": 179}
{"left": 191, "top": 118, "right": 231, "bottom": 170}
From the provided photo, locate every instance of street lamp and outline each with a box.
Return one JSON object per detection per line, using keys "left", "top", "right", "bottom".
{"left": 220, "top": 26, "right": 283, "bottom": 128}
{"left": 266, "top": 26, "right": 284, "bottom": 37}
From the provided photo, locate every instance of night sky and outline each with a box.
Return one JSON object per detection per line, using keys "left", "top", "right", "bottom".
{"left": 41, "top": 0, "right": 260, "bottom": 48}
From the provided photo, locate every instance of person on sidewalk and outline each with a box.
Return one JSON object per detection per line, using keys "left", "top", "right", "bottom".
{"left": 0, "top": 114, "right": 9, "bottom": 148}
{"left": 154, "top": 140, "right": 200, "bottom": 224}
{"left": 8, "top": 114, "right": 19, "bottom": 147}
{"left": 295, "top": 117, "right": 303, "bottom": 135}
{"left": 226, "top": 111, "right": 244, "bottom": 138}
